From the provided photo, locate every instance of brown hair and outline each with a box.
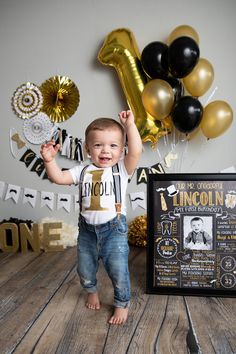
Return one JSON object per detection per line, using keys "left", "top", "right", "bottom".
{"left": 85, "top": 118, "right": 125, "bottom": 143}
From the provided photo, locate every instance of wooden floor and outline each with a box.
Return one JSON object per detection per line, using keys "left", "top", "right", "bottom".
{"left": 0, "top": 246, "right": 235, "bottom": 354}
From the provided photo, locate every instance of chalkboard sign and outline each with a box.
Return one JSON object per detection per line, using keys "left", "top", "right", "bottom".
{"left": 146, "top": 173, "right": 236, "bottom": 297}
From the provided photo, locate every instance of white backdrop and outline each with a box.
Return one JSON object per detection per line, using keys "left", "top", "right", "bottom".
{"left": 0, "top": 0, "right": 235, "bottom": 225}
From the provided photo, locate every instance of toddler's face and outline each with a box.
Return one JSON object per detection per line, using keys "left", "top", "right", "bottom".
{"left": 191, "top": 220, "right": 203, "bottom": 233}
{"left": 86, "top": 128, "right": 124, "bottom": 168}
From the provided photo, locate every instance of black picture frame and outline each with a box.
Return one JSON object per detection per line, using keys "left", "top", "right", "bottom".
{"left": 146, "top": 173, "right": 236, "bottom": 297}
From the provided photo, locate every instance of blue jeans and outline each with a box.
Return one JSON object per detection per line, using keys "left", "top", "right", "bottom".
{"left": 77, "top": 214, "right": 131, "bottom": 308}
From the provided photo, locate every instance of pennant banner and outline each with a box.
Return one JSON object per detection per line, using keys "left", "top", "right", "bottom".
{"left": 0, "top": 180, "right": 80, "bottom": 212}
{"left": 10, "top": 130, "right": 85, "bottom": 181}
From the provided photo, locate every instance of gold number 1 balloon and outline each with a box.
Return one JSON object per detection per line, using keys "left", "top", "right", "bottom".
{"left": 98, "top": 28, "right": 170, "bottom": 145}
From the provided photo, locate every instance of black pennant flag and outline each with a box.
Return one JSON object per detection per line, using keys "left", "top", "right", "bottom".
{"left": 137, "top": 163, "right": 165, "bottom": 185}
{"left": 19, "top": 149, "right": 36, "bottom": 167}
{"left": 30, "top": 158, "right": 45, "bottom": 176}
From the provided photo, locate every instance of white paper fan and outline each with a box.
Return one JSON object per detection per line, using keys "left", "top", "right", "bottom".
{"left": 12, "top": 82, "right": 43, "bottom": 119}
{"left": 23, "top": 112, "right": 54, "bottom": 144}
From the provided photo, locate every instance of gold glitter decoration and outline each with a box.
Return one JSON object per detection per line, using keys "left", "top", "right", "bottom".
{"left": 40, "top": 76, "right": 80, "bottom": 123}
{"left": 128, "top": 215, "right": 147, "bottom": 247}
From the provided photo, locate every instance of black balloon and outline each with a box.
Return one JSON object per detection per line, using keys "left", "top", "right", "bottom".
{"left": 168, "top": 36, "right": 200, "bottom": 78}
{"left": 141, "top": 41, "right": 169, "bottom": 79}
{"left": 163, "top": 77, "right": 184, "bottom": 101}
{"left": 172, "top": 96, "right": 203, "bottom": 133}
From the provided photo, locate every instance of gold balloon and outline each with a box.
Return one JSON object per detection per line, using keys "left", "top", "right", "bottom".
{"left": 141, "top": 79, "right": 175, "bottom": 121}
{"left": 167, "top": 24, "right": 199, "bottom": 45}
{"left": 183, "top": 58, "right": 214, "bottom": 97}
{"left": 201, "top": 100, "right": 233, "bottom": 139}
{"left": 98, "top": 28, "right": 170, "bottom": 145}
{"left": 40, "top": 76, "right": 80, "bottom": 123}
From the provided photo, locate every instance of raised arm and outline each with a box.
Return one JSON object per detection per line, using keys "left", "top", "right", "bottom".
{"left": 40, "top": 141, "right": 74, "bottom": 185}
{"left": 119, "top": 110, "right": 142, "bottom": 175}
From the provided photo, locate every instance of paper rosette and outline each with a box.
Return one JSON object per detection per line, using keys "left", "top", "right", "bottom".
{"left": 23, "top": 112, "right": 54, "bottom": 144}
{"left": 12, "top": 82, "right": 43, "bottom": 119}
{"left": 40, "top": 76, "right": 80, "bottom": 123}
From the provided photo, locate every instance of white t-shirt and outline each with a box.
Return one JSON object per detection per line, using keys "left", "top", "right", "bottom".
{"left": 69, "top": 159, "right": 129, "bottom": 225}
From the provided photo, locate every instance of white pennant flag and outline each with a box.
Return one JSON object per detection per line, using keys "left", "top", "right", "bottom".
{"left": 41, "top": 191, "right": 54, "bottom": 210}
{"left": 129, "top": 191, "right": 146, "bottom": 210}
{"left": 22, "top": 187, "right": 37, "bottom": 207}
{"left": 57, "top": 193, "right": 71, "bottom": 212}
{"left": 74, "top": 194, "right": 80, "bottom": 211}
{"left": 5, "top": 184, "right": 21, "bottom": 203}
{"left": 0, "top": 181, "right": 5, "bottom": 199}
{"left": 164, "top": 152, "right": 178, "bottom": 169}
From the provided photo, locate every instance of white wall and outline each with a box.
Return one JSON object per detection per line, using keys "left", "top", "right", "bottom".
{"left": 0, "top": 0, "right": 235, "bottom": 225}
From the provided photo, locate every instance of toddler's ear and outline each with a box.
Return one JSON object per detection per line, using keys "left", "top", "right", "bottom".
{"left": 86, "top": 151, "right": 91, "bottom": 159}
{"left": 83, "top": 143, "right": 91, "bottom": 159}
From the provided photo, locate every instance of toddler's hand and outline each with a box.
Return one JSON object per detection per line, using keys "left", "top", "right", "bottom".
{"left": 118, "top": 110, "right": 135, "bottom": 128}
{"left": 40, "top": 140, "right": 60, "bottom": 163}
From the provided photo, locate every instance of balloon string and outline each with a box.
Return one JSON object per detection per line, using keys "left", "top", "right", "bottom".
{"left": 170, "top": 132, "right": 187, "bottom": 173}
{"left": 156, "top": 145, "right": 163, "bottom": 162}
{"left": 179, "top": 139, "right": 189, "bottom": 172}
{"left": 187, "top": 138, "right": 209, "bottom": 171}
{"left": 162, "top": 121, "right": 168, "bottom": 148}
{"left": 204, "top": 85, "right": 218, "bottom": 106}
{"left": 171, "top": 126, "right": 176, "bottom": 150}
{"left": 157, "top": 122, "right": 168, "bottom": 164}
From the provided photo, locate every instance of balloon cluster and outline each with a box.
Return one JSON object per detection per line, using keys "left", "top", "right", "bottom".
{"left": 98, "top": 26, "right": 233, "bottom": 144}
{"left": 141, "top": 25, "right": 233, "bottom": 139}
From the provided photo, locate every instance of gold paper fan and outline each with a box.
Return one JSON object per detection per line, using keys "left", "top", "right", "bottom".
{"left": 40, "top": 76, "right": 80, "bottom": 123}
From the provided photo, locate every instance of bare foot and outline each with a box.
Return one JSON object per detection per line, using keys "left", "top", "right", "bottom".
{"left": 86, "top": 293, "right": 100, "bottom": 310}
{"left": 108, "top": 307, "right": 128, "bottom": 325}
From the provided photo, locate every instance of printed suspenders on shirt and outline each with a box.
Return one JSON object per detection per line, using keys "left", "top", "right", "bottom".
{"left": 112, "top": 163, "right": 122, "bottom": 217}
{"left": 78, "top": 163, "right": 122, "bottom": 218}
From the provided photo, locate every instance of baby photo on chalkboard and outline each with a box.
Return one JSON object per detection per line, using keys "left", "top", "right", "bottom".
{"left": 183, "top": 215, "right": 213, "bottom": 250}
